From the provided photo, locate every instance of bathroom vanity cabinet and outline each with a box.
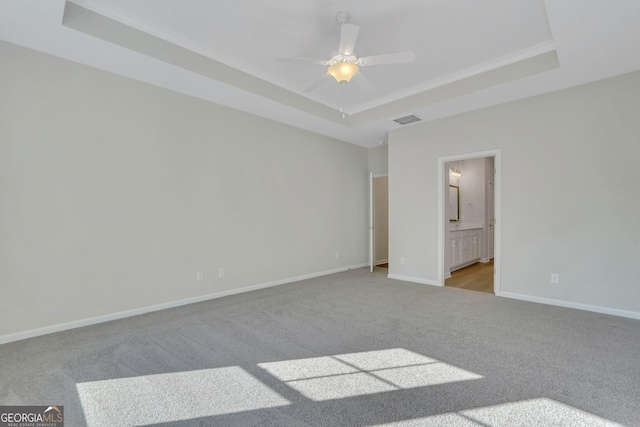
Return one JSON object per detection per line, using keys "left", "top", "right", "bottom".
{"left": 450, "top": 228, "right": 482, "bottom": 270}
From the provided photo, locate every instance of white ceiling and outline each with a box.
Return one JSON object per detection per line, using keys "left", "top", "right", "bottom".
{"left": 1, "top": 0, "right": 640, "bottom": 148}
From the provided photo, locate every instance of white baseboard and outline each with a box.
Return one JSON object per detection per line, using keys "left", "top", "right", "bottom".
{"left": 349, "top": 263, "right": 370, "bottom": 270}
{"left": 0, "top": 263, "right": 369, "bottom": 345}
{"left": 375, "top": 259, "right": 388, "bottom": 265}
{"left": 387, "top": 274, "right": 442, "bottom": 287}
{"left": 498, "top": 291, "right": 640, "bottom": 321}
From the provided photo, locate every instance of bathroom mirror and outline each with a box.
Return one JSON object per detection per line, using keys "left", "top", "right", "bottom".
{"left": 449, "top": 185, "right": 459, "bottom": 221}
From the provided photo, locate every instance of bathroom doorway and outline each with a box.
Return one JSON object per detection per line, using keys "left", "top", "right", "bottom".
{"left": 438, "top": 150, "right": 500, "bottom": 294}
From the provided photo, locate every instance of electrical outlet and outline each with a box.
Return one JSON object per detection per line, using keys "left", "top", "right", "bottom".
{"left": 335, "top": 252, "right": 339, "bottom": 259}
{"left": 218, "top": 268, "right": 225, "bottom": 278}
{"left": 400, "top": 257, "right": 405, "bottom": 265}
{"left": 196, "top": 271, "right": 203, "bottom": 281}
{"left": 551, "top": 273, "right": 559, "bottom": 284}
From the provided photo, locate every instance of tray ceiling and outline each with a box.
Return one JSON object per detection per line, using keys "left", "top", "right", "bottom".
{"left": 1, "top": 0, "right": 639, "bottom": 147}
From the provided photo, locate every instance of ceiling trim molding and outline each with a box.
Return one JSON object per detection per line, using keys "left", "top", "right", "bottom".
{"left": 66, "top": 0, "right": 299, "bottom": 95}
{"left": 62, "top": 1, "right": 559, "bottom": 131}
{"left": 347, "top": 40, "right": 556, "bottom": 115}
{"left": 66, "top": 0, "right": 556, "bottom": 119}
{"left": 62, "top": 1, "right": 346, "bottom": 125}
{"left": 347, "top": 49, "right": 559, "bottom": 127}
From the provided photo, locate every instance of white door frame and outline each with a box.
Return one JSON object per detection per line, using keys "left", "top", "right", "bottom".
{"left": 437, "top": 149, "right": 501, "bottom": 294}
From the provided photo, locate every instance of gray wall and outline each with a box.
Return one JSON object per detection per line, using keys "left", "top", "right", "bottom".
{"left": 0, "top": 42, "right": 369, "bottom": 338}
{"left": 389, "top": 70, "right": 640, "bottom": 316}
{"left": 368, "top": 145, "right": 388, "bottom": 175}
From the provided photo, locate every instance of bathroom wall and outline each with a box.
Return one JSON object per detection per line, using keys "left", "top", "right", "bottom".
{"left": 458, "top": 158, "right": 486, "bottom": 227}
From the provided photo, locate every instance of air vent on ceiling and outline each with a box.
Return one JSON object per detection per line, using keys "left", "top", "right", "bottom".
{"left": 393, "top": 115, "right": 421, "bottom": 125}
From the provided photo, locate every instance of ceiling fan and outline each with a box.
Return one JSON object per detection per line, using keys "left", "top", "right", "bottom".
{"left": 277, "top": 11, "right": 415, "bottom": 93}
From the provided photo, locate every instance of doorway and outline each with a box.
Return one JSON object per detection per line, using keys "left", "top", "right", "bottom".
{"left": 438, "top": 150, "right": 500, "bottom": 294}
{"left": 369, "top": 174, "right": 389, "bottom": 272}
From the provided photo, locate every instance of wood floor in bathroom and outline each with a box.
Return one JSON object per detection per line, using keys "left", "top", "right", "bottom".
{"left": 446, "top": 259, "right": 494, "bottom": 294}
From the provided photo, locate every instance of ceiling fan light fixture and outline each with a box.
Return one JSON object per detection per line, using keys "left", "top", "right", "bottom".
{"left": 277, "top": 10, "right": 414, "bottom": 93}
{"left": 328, "top": 61, "right": 359, "bottom": 83}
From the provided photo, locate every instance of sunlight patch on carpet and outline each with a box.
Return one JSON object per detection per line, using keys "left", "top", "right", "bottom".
{"left": 258, "top": 348, "right": 482, "bottom": 401}
{"left": 76, "top": 366, "right": 290, "bottom": 426}
{"left": 371, "top": 398, "right": 624, "bottom": 426}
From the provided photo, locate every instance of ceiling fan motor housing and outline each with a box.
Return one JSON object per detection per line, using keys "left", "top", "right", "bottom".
{"left": 336, "top": 11, "right": 350, "bottom": 24}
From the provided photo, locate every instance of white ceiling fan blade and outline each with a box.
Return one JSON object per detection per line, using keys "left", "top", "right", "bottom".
{"left": 357, "top": 51, "right": 415, "bottom": 66}
{"left": 339, "top": 23, "right": 359, "bottom": 55}
{"left": 350, "top": 72, "right": 376, "bottom": 93}
{"left": 303, "top": 73, "right": 332, "bottom": 93}
{"left": 277, "top": 57, "right": 329, "bottom": 65}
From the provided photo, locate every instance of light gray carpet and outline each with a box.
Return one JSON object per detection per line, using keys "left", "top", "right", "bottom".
{"left": 1, "top": 268, "right": 639, "bottom": 426}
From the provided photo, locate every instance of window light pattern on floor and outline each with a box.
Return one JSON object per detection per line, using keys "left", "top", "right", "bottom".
{"left": 258, "top": 348, "right": 483, "bottom": 401}
{"left": 370, "top": 398, "right": 623, "bottom": 427}
{"left": 76, "top": 366, "right": 290, "bottom": 426}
